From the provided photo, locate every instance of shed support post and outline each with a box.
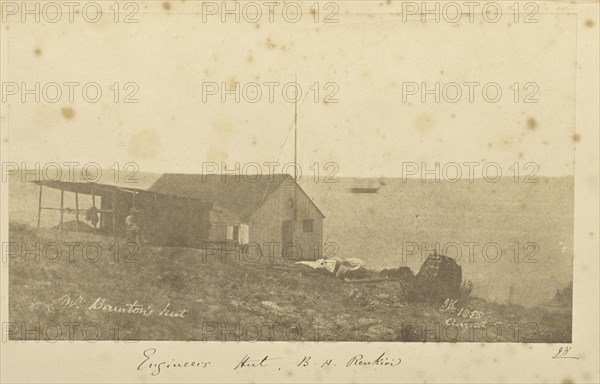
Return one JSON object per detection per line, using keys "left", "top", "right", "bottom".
{"left": 60, "top": 189, "right": 64, "bottom": 231}
{"left": 112, "top": 190, "right": 116, "bottom": 240}
{"left": 37, "top": 185, "right": 43, "bottom": 229}
{"left": 75, "top": 192, "right": 79, "bottom": 231}
{"left": 91, "top": 184, "right": 96, "bottom": 234}
{"left": 99, "top": 196, "right": 104, "bottom": 228}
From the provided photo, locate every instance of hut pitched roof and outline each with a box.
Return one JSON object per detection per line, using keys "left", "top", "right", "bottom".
{"left": 148, "top": 174, "right": 313, "bottom": 219}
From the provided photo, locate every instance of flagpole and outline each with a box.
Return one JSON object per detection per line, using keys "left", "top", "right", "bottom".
{"left": 294, "top": 75, "right": 298, "bottom": 184}
{"left": 294, "top": 74, "right": 298, "bottom": 221}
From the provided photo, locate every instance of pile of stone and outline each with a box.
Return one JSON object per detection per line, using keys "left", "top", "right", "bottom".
{"left": 410, "top": 252, "right": 462, "bottom": 302}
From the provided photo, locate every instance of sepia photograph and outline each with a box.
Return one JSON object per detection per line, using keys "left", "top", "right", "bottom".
{"left": 0, "top": 1, "right": 598, "bottom": 383}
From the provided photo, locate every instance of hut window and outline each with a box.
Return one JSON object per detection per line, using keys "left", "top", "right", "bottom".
{"left": 303, "top": 219, "right": 313, "bottom": 233}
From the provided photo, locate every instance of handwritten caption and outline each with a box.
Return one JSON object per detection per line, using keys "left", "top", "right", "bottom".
{"left": 138, "top": 348, "right": 401, "bottom": 376}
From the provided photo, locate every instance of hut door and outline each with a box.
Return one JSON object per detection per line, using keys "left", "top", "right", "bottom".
{"left": 281, "top": 220, "right": 294, "bottom": 250}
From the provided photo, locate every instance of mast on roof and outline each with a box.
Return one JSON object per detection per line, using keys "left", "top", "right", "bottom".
{"left": 293, "top": 74, "right": 298, "bottom": 221}
{"left": 294, "top": 74, "right": 298, "bottom": 184}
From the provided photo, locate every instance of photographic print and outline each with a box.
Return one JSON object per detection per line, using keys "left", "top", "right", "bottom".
{"left": 1, "top": 1, "right": 598, "bottom": 383}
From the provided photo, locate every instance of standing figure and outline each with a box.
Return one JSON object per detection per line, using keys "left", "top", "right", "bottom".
{"left": 125, "top": 208, "right": 143, "bottom": 246}
{"left": 85, "top": 206, "right": 99, "bottom": 228}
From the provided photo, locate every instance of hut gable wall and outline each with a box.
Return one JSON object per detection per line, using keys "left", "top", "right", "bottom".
{"left": 249, "top": 181, "right": 324, "bottom": 262}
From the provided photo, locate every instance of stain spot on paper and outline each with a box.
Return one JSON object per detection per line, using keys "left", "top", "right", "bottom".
{"left": 214, "top": 120, "right": 232, "bottom": 137}
{"left": 526, "top": 117, "right": 537, "bottom": 130}
{"left": 207, "top": 147, "right": 228, "bottom": 162}
{"left": 584, "top": 19, "right": 594, "bottom": 28}
{"left": 162, "top": 2, "right": 171, "bottom": 10}
{"left": 414, "top": 114, "right": 435, "bottom": 133}
{"left": 266, "top": 38, "right": 277, "bottom": 49}
{"left": 226, "top": 77, "right": 237, "bottom": 91}
{"left": 34, "top": 47, "right": 42, "bottom": 56}
{"left": 128, "top": 130, "right": 160, "bottom": 159}
{"left": 61, "top": 107, "right": 75, "bottom": 120}
{"left": 572, "top": 133, "right": 581, "bottom": 142}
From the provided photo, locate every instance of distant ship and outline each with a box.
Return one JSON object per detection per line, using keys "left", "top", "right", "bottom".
{"left": 346, "top": 179, "right": 386, "bottom": 194}
{"left": 347, "top": 186, "right": 381, "bottom": 194}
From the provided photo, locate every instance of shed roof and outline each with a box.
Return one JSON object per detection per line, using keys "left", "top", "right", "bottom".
{"left": 148, "top": 174, "right": 324, "bottom": 219}
{"left": 30, "top": 180, "right": 147, "bottom": 196}
{"left": 29, "top": 180, "right": 215, "bottom": 208}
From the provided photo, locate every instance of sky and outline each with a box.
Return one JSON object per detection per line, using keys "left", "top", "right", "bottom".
{"left": 2, "top": 1, "right": 577, "bottom": 178}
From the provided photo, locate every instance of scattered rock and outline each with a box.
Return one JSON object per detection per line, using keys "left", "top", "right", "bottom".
{"left": 261, "top": 300, "right": 286, "bottom": 315}
{"left": 349, "top": 289, "right": 364, "bottom": 300}
{"left": 357, "top": 317, "right": 380, "bottom": 327}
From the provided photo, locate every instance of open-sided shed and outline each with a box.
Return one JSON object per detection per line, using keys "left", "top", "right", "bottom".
{"left": 31, "top": 180, "right": 242, "bottom": 248}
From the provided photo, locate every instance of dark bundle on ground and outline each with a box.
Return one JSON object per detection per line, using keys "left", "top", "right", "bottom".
{"left": 379, "top": 266, "right": 414, "bottom": 281}
{"left": 341, "top": 267, "right": 369, "bottom": 279}
{"left": 409, "top": 253, "right": 462, "bottom": 303}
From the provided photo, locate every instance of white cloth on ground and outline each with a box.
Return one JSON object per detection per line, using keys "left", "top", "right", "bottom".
{"left": 295, "top": 258, "right": 365, "bottom": 276}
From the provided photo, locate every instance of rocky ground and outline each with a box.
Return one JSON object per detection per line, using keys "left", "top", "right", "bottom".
{"left": 8, "top": 222, "right": 572, "bottom": 342}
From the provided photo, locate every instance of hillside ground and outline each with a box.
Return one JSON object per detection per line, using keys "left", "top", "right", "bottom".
{"left": 7, "top": 222, "right": 572, "bottom": 342}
